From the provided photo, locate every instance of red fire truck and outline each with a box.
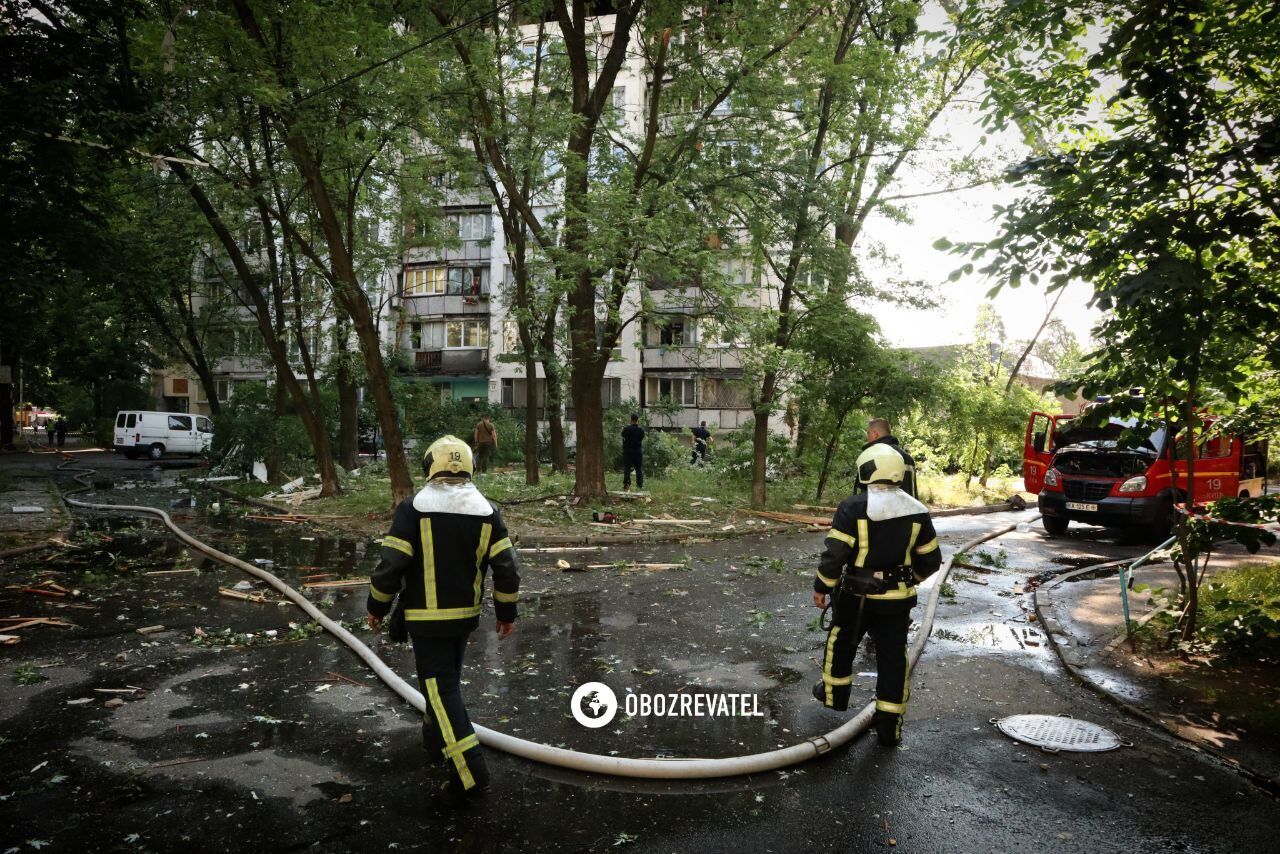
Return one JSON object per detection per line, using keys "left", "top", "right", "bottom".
{"left": 1024, "top": 410, "right": 1268, "bottom": 537}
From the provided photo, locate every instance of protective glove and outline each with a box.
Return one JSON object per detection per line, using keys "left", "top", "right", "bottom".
{"left": 843, "top": 575, "right": 888, "bottom": 596}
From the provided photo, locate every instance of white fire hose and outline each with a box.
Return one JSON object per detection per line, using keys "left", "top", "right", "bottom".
{"left": 58, "top": 459, "right": 1025, "bottom": 779}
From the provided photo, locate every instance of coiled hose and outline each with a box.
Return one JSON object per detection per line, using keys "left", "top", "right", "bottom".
{"left": 57, "top": 458, "right": 1026, "bottom": 779}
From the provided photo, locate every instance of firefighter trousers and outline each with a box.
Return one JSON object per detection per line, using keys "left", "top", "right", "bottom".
{"left": 411, "top": 634, "right": 490, "bottom": 792}
{"left": 819, "top": 604, "right": 912, "bottom": 716}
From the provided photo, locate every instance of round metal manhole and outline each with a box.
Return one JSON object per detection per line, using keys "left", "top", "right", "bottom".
{"left": 993, "top": 714, "right": 1128, "bottom": 752}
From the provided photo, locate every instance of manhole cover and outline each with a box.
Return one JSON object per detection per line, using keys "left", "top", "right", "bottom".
{"left": 993, "top": 714, "right": 1126, "bottom": 752}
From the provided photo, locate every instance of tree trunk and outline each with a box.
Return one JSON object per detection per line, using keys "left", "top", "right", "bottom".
{"left": 751, "top": 371, "right": 779, "bottom": 507}
{"left": 751, "top": 403, "right": 772, "bottom": 508}
{"left": 337, "top": 364, "right": 358, "bottom": 472}
{"left": 523, "top": 355, "right": 540, "bottom": 486}
{"left": 815, "top": 407, "right": 850, "bottom": 501}
{"left": 545, "top": 360, "right": 567, "bottom": 473}
{"left": 570, "top": 358, "right": 607, "bottom": 497}
{"left": 1179, "top": 388, "right": 1200, "bottom": 644}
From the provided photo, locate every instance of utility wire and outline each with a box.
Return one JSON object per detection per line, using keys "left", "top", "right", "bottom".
{"left": 295, "top": 0, "right": 522, "bottom": 104}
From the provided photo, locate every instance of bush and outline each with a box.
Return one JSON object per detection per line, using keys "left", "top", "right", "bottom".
{"left": 211, "top": 382, "right": 314, "bottom": 477}
{"left": 1191, "top": 564, "right": 1280, "bottom": 662}
{"left": 397, "top": 388, "right": 523, "bottom": 466}
{"left": 712, "top": 427, "right": 792, "bottom": 481}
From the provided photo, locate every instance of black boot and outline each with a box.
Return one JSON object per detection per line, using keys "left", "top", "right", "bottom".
{"left": 873, "top": 711, "right": 902, "bottom": 746}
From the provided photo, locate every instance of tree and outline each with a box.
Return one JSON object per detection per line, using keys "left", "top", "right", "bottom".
{"left": 958, "top": 0, "right": 1280, "bottom": 642}
{"left": 432, "top": 0, "right": 819, "bottom": 497}
{"left": 731, "top": 0, "right": 997, "bottom": 507}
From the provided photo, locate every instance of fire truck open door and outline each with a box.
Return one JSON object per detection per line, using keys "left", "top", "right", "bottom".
{"left": 1023, "top": 412, "right": 1073, "bottom": 494}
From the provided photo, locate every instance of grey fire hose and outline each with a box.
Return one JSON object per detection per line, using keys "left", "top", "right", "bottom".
{"left": 57, "top": 459, "right": 1026, "bottom": 779}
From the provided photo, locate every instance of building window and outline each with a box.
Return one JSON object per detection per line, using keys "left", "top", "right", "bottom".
{"left": 447, "top": 267, "right": 489, "bottom": 295}
{"left": 445, "top": 319, "right": 490, "bottom": 349}
{"left": 216, "top": 379, "right": 232, "bottom": 402}
{"left": 410, "top": 322, "right": 423, "bottom": 350}
{"left": 437, "top": 382, "right": 452, "bottom": 402}
{"left": 501, "top": 378, "right": 516, "bottom": 408}
{"left": 602, "top": 378, "right": 622, "bottom": 408}
{"left": 503, "top": 320, "right": 521, "bottom": 353}
{"left": 406, "top": 266, "right": 447, "bottom": 296}
{"left": 647, "top": 377, "right": 697, "bottom": 407}
{"left": 701, "top": 377, "right": 748, "bottom": 409}
{"left": 448, "top": 211, "right": 491, "bottom": 242}
{"left": 172, "top": 378, "right": 189, "bottom": 395}
{"left": 646, "top": 318, "right": 687, "bottom": 346}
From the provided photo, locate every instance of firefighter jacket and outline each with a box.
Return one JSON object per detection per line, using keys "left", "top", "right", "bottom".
{"left": 814, "top": 484, "right": 941, "bottom": 612}
{"left": 366, "top": 479, "right": 521, "bottom": 637}
{"left": 854, "top": 435, "right": 917, "bottom": 500}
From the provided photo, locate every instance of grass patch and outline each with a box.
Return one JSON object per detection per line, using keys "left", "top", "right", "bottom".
{"left": 13, "top": 664, "right": 48, "bottom": 686}
{"left": 1139, "top": 562, "right": 1280, "bottom": 662}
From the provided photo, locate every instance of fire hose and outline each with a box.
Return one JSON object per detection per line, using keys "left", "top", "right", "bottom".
{"left": 57, "top": 458, "right": 1028, "bottom": 779}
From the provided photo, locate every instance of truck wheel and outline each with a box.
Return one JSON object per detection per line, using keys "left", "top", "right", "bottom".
{"left": 148, "top": 443, "right": 165, "bottom": 460}
{"left": 1042, "top": 515, "right": 1069, "bottom": 536}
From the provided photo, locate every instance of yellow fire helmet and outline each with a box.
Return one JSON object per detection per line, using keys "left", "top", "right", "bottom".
{"left": 856, "top": 443, "right": 906, "bottom": 485}
{"left": 423, "top": 434, "right": 474, "bottom": 480}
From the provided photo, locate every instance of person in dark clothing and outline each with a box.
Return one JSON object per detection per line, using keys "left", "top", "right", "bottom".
{"left": 365, "top": 435, "right": 521, "bottom": 806}
{"left": 621, "top": 413, "right": 646, "bottom": 490}
{"left": 45, "top": 420, "right": 55, "bottom": 446}
{"left": 54, "top": 418, "right": 67, "bottom": 448}
{"left": 855, "top": 417, "right": 917, "bottom": 499}
{"left": 690, "top": 421, "right": 711, "bottom": 465}
{"left": 811, "top": 443, "right": 941, "bottom": 746}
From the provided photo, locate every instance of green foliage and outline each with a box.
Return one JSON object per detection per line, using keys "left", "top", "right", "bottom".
{"left": 12, "top": 665, "right": 47, "bottom": 686}
{"left": 211, "top": 382, "right": 315, "bottom": 476}
{"left": 396, "top": 385, "right": 523, "bottom": 466}
{"left": 1165, "top": 564, "right": 1280, "bottom": 662}
{"left": 714, "top": 428, "right": 793, "bottom": 482}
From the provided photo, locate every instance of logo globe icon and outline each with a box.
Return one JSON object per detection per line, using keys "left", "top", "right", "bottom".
{"left": 570, "top": 682, "right": 618, "bottom": 728}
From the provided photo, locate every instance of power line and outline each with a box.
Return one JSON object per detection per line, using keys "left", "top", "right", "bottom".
{"left": 296, "top": 0, "right": 522, "bottom": 104}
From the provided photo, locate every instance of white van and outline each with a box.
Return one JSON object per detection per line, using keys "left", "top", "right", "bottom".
{"left": 113, "top": 411, "right": 214, "bottom": 459}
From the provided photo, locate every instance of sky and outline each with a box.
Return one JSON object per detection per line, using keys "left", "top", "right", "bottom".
{"left": 862, "top": 6, "right": 1103, "bottom": 352}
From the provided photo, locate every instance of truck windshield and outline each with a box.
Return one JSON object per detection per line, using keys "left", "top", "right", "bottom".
{"left": 1057, "top": 419, "right": 1167, "bottom": 455}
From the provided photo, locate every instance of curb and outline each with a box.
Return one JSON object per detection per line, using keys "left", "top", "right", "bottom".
{"left": 1034, "top": 563, "right": 1279, "bottom": 797}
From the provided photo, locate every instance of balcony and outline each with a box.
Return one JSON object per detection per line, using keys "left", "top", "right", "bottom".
{"left": 641, "top": 346, "right": 743, "bottom": 372}
{"left": 400, "top": 293, "right": 491, "bottom": 317}
{"left": 411, "top": 348, "right": 489, "bottom": 376}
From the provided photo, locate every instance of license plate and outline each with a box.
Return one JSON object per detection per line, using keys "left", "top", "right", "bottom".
{"left": 1066, "top": 501, "right": 1098, "bottom": 512}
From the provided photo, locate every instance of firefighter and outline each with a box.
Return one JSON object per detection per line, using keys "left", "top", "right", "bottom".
{"left": 811, "top": 443, "right": 942, "bottom": 746}
{"left": 856, "top": 418, "right": 917, "bottom": 499}
{"left": 366, "top": 435, "right": 521, "bottom": 805}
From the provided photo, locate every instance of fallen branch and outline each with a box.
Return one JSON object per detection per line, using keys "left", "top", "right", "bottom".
{"left": 302, "top": 579, "right": 368, "bottom": 590}
{"left": 218, "top": 587, "right": 282, "bottom": 604}
{"left": 747, "top": 510, "right": 831, "bottom": 527}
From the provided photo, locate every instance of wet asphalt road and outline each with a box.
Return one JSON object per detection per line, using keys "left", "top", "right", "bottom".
{"left": 1, "top": 451, "right": 1276, "bottom": 852}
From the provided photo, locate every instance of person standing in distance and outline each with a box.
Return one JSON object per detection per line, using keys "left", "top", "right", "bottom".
{"left": 621, "top": 413, "right": 645, "bottom": 491}
{"left": 366, "top": 435, "right": 521, "bottom": 805}
{"left": 811, "top": 443, "right": 941, "bottom": 746}
{"left": 856, "top": 418, "right": 917, "bottom": 499}
{"left": 690, "top": 421, "right": 711, "bottom": 465}
{"left": 472, "top": 413, "right": 497, "bottom": 474}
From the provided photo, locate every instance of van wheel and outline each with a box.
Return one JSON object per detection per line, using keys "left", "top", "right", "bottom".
{"left": 1042, "top": 515, "right": 1069, "bottom": 536}
{"left": 148, "top": 443, "right": 165, "bottom": 460}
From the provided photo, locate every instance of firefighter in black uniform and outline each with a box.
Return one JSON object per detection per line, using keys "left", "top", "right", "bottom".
{"left": 366, "top": 435, "right": 521, "bottom": 804}
{"left": 811, "top": 443, "right": 941, "bottom": 746}
{"left": 855, "top": 417, "right": 917, "bottom": 499}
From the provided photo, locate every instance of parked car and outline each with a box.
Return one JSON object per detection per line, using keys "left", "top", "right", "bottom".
{"left": 113, "top": 411, "right": 213, "bottom": 460}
